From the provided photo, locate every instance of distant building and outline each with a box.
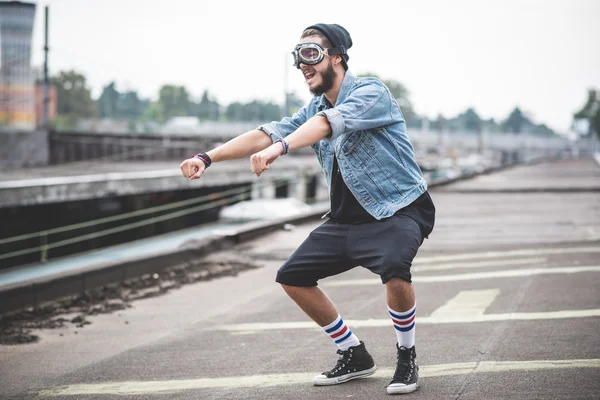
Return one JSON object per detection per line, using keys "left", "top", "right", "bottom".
{"left": 76, "top": 118, "right": 131, "bottom": 133}
{"left": 161, "top": 116, "right": 202, "bottom": 134}
{"left": 0, "top": 1, "right": 37, "bottom": 130}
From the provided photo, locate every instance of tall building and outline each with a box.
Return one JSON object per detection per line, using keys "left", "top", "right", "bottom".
{"left": 0, "top": 1, "right": 36, "bottom": 130}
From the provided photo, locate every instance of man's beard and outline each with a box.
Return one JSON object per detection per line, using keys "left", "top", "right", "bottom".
{"left": 309, "top": 62, "right": 336, "bottom": 96}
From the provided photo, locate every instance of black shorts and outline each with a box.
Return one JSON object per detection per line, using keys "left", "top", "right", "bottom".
{"left": 276, "top": 192, "right": 435, "bottom": 287}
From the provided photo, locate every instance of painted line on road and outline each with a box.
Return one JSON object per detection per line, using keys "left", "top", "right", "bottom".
{"left": 415, "top": 247, "right": 600, "bottom": 264}
{"left": 430, "top": 289, "right": 500, "bottom": 318}
{"left": 212, "top": 309, "right": 600, "bottom": 332}
{"left": 323, "top": 266, "right": 600, "bottom": 287}
{"left": 413, "top": 257, "right": 545, "bottom": 272}
{"left": 38, "top": 359, "right": 600, "bottom": 396}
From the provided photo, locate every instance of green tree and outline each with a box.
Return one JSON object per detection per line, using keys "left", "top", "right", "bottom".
{"left": 225, "top": 100, "right": 281, "bottom": 122}
{"left": 193, "top": 90, "right": 220, "bottom": 120}
{"left": 360, "top": 72, "right": 418, "bottom": 127}
{"left": 141, "top": 101, "right": 163, "bottom": 123}
{"left": 97, "top": 82, "right": 119, "bottom": 118}
{"left": 51, "top": 70, "right": 95, "bottom": 120}
{"left": 482, "top": 117, "right": 502, "bottom": 133}
{"left": 225, "top": 102, "right": 244, "bottom": 121}
{"left": 531, "top": 123, "right": 554, "bottom": 135}
{"left": 574, "top": 89, "right": 600, "bottom": 139}
{"left": 156, "top": 85, "right": 191, "bottom": 123}
{"left": 118, "top": 90, "right": 144, "bottom": 119}
{"left": 457, "top": 108, "right": 482, "bottom": 132}
{"left": 502, "top": 107, "right": 531, "bottom": 134}
{"left": 431, "top": 114, "right": 447, "bottom": 131}
{"left": 254, "top": 100, "right": 282, "bottom": 121}
{"left": 96, "top": 82, "right": 147, "bottom": 130}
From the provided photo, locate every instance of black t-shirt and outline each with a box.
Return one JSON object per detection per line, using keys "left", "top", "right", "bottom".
{"left": 329, "top": 155, "right": 435, "bottom": 237}
{"left": 329, "top": 155, "right": 375, "bottom": 223}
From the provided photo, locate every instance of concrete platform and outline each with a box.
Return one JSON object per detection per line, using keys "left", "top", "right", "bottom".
{"left": 1, "top": 158, "right": 599, "bottom": 399}
{"left": 0, "top": 157, "right": 323, "bottom": 207}
{"left": 434, "top": 158, "right": 600, "bottom": 193}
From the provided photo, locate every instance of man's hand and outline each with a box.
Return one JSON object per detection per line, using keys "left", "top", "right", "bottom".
{"left": 180, "top": 157, "right": 206, "bottom": 180}
{"left": 250, "top": 143, "right": 283, "bottom": 177}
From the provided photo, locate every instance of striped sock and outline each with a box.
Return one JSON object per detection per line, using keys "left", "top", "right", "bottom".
{"left": 389, "top": 304, "right": 416, "bottom": 348}
{"left": 322, "top": 314, "right": 361, "bottom": 351}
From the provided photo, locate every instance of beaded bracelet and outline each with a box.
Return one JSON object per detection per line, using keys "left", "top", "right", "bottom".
{"left": 193, "top": 152, "right": 212, "bottom": 168}
{"left": 274, "top": 138, "right": 289, "bottom": 155}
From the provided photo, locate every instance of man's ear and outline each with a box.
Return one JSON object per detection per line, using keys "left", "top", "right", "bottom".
{"left": 334, "top": 55, "right": 342, "bottom": 66}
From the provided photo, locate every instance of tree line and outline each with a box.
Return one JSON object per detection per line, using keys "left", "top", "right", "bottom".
{"left": 49, "top": 70, "right": 300, "bottom": 131}
{"left": 48, "top": 69, "right": 560, "bottom": 135}
{"left": 573, "top": 89, "right": 600, "bottom": 139}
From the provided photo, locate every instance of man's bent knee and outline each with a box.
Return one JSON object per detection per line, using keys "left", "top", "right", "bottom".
{"left": 386, "top": 277, "right": 412, "bottom": 286}
{"left": 385, "top": 277, "right": 413, "bottom": 293}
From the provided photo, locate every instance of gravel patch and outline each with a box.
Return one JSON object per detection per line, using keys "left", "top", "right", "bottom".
{"left": 0, "top": 254, "right": 260, "bottom": 345}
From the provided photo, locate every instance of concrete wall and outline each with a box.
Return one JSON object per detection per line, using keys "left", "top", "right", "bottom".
{"left": 0, "top": 156, "right": 324, "bottom": 208}
{"left": 0, "top": 130, "right": 49, "bottom": 168}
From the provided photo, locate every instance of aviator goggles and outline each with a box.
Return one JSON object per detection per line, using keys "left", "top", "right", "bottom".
{"left": 291, "top": 42, "right": 346, "bottom": 69}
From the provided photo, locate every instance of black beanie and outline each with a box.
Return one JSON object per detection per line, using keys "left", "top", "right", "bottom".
{"left": 305, "top": 23, "right": 353, "bottom": 70}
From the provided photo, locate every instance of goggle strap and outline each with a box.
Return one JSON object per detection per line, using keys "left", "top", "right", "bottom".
{"left": 327, "top": 45, "right": 346, "bottom": 56}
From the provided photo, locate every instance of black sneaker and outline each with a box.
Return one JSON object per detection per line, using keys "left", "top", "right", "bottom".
{"left": 387, "top": 345, "right": 419, "bottom": 394}
{"left": 313, "top": 341, "right": 377, "bottom": 385}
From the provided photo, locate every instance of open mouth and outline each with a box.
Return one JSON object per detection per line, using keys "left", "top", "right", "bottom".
{"left": 304, "top": 71, "right": 316, "bottom": 83}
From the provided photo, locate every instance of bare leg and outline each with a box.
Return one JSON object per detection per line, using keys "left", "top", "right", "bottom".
{"left": 280, "top": 284, "right": 339, "bottom": 326}
{"left": 386, "top": 277, "right": 419, "bottom": 394}
{"left": 386, "top": 278, "right": 415, "bottom": 311}
{"left": 282, "top": 284, "right": 376, "bottom": 385}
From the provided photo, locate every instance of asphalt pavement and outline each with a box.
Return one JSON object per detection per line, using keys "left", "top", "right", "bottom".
{"left": 1, "top": 157, "right": 599, "bottom": 400}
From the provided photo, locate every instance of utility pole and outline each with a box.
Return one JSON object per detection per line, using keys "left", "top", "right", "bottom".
{"left": 283, "top": 52, "right": 289, "bottom": 117}
{"left": 42, "top": 5, "right": 49, "bottom": 128}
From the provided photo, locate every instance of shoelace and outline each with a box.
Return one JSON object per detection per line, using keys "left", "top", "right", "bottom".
{"left": 392, "top": 352, "right": 415, "bottom": 382}
{"left": 325, "top": 349, "right": 351, "bottom": 376}
{"left": 392, "top": 360, "right": 413, "bottom": 381}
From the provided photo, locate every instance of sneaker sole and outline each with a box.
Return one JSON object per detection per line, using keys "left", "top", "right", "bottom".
{"left": 386, "top": 382, "right": 420, "bottom": 395}
{"left": 313, "top": 366, "right": 378, "bottom": 386}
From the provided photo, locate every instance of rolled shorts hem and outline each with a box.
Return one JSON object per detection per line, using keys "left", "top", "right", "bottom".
{"left": 275, "top": 272, "right": 319, "bottom": 287}
{"left": 380, "top": 268, "right": 412, "bottom": 284}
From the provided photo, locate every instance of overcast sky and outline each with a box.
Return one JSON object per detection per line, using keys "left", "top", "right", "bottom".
{"left": 26, "top": 0, "right": 600, "bottom": 132}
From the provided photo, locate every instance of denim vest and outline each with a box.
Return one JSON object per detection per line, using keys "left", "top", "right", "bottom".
{"left": 258, "top": 71, "right": 427, "bottom": 220}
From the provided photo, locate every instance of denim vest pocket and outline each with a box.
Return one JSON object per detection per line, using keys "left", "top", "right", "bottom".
{"left": 378, "top": 127, "right": 409, "bottom": 169}
{"left": 341, "top": 131, "right": 376, "bottom": 168}
{"left": 339, "top": 133, "right": 404, "bottom": 203}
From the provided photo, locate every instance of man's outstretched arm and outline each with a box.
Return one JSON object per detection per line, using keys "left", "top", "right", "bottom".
{"left": 208, "top": 129, "right": 273, "bottom": 162}
{"left": 180, "top": 129, "right": 272, "bottom": 180}
{"left": 250, "top": 115, "right": 331, "bottom": 176}
{"left": 283, "top": 115, "right": 332, "bottom": 152}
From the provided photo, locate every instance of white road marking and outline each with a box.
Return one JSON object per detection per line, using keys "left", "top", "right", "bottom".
{"left": 415, "top": 247, "right": 600, "bottom": 264}
{"left": 323, "top": 266, "right": 600, "bottom": 287}
{"left": 430, "top": 289, "right": 500, "bottom": 318}
{"left": 413, "top": 257, "right": 545, "bottom": 272}
{"left": 38, "top": 359, "right": 600, "bottom": 396}
{"left": 212, "top": 309, "right": 600, "bottom": 332}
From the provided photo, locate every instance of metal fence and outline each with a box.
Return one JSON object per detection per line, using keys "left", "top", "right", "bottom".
{"left": 409, "top": 129, "right": 590, "bottom": 161}
{"left": 48, "top": 128, "right": 587, "bottom": 164}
